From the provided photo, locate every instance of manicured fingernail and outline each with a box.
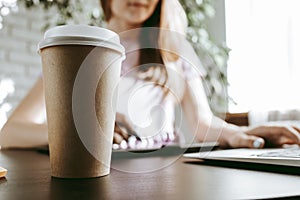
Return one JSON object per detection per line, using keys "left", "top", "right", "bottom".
{"left": 112, "top": 143, "right": 120, "bottom": 150}
{"left": 161, "top": 132, "right": 168, "bottom": 142}
{"left": 136, "top": 138, "right": 148, "bottom": 149}
{"left": 128, "top": 136, "right": 137, "bottom": 149}
{"left": 120, "top": 140, "right": 128, "bottom": 149}
{"left": 154, "top": 134, "right": 162, "bottom": 143}
{"left": 147, "top": 137, "right": 154, "bottom": 147}
{"left": 168, "top": 132, "right": 175, "bottom": 141}
{"left": 253, "top": 138, "right": 264, "bottom": 148}
{"left": 130, "top": 131, "right": 141, "bottom": 141}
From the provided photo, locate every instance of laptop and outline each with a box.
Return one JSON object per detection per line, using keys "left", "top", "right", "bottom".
{"left": 184, "top": 120, "right": 300, "bottom": 168}
{"left": 184, "top": 145, "right": 300, "bottom": 167}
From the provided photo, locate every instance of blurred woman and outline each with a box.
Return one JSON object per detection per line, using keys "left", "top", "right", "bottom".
{"left": 1, "top": 0, "right": 299, "bottom": 149}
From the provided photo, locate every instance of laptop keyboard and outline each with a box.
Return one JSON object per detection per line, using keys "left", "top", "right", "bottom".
{"left": 256, "top": 149, "right": 300, "bottom": 158}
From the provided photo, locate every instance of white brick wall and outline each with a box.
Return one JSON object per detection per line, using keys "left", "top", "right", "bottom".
{"left": 0, "top": 1, "right": 100, "bottom": 126}
{"left": 0, "top": 4, "right": 47, "bottom": 118}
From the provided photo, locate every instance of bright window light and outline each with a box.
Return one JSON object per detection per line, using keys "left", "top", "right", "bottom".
{"left": 0, "top": 0, "right": 18, "bottom": 29}
{"left": 226, "top": 0, "right": 300, "bottom": 112}
{"left": 0, "top": 78, "right": 15, "bottom": 130}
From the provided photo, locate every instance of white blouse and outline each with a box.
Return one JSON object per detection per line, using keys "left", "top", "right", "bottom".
{"left": 116, "top": 58, "right": 201, "bottom": 145}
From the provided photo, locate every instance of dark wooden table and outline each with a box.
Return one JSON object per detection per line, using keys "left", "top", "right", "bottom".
{"left": 1, "top": 150, "right": 300, "bottom": 200}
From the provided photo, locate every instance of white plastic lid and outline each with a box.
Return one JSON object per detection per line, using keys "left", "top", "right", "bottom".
{"left": 38, "top": 25, "right": 125, "bottom": 56}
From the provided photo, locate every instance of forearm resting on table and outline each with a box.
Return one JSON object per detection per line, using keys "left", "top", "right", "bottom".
{"left": 0, "top": 120, "right": 48, "bottom": 149}
{"left": 192, "top": 114, "right": 243, "bottom": 147}
{"left": 181, "top": 78, "right": 239, "bottom": 146}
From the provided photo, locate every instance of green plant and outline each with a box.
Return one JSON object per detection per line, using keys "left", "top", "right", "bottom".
{"left": 179, "top": 0, "right": 230, "bottom": 114}
{"left": 21, "top": 0, "right": 105, "bottom": 30}
{"left": 19, "top": 0, "right": 229, "bottom": 114}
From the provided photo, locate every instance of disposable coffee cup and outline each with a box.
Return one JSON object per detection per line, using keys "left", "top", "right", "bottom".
{"left": 38, "top": 25, "right": 125, "bottom": 178}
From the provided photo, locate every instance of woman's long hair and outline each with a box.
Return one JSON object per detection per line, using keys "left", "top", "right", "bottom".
{"left": 100, "top": 0, "right": 188, "bottom": 97}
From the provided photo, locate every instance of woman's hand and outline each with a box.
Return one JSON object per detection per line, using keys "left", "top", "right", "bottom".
{"left": 245, "top": 125, "right": 300, "bottom": 148}
{"left": 225, "top": 125, "right": 300, "bottom": 149}
{"left": 113, "top": 113, "right": 136, "bottom": 144}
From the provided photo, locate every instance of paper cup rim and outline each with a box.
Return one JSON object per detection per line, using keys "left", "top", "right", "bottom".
{"left": 38, "top": 36, "right": 125, "bottom": 56}
{"left": 38, "top": 25, "right": 125, "bottom": 56}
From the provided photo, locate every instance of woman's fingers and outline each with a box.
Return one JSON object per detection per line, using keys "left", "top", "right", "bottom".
{"left": 245, "top": 125, "right": 300, "bottom": 147}
{"left": 118, "top": 118, "right": 136, "bottom": 136}
{"left": 274, "top": 126, "right": 300, "bottom": 145}
{"left": 114, "top": 123, "right": 129, "bottom": 141}
{"left": 242, "top": 135, "right": 265, "bottom": 149}
{"left": 113, "top": 132, "right": 124, "bottom": 144}
{"left": 229, "top": 133, "right": 265, "bottom": 149}
{"left": 115, "top": 113, "right": 136, "bottom": 137}
{"left": 292, "top": 126, "right": 300, "bottom": 134}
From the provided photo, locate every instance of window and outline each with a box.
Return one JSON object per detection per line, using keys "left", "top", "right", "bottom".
{"left": 225, "top": 0, "right": 300, "bottom": 112}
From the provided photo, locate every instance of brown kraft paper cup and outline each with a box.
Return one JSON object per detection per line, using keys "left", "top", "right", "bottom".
{"left": 40, "top": 39, "right": 123, "bottom": 178}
